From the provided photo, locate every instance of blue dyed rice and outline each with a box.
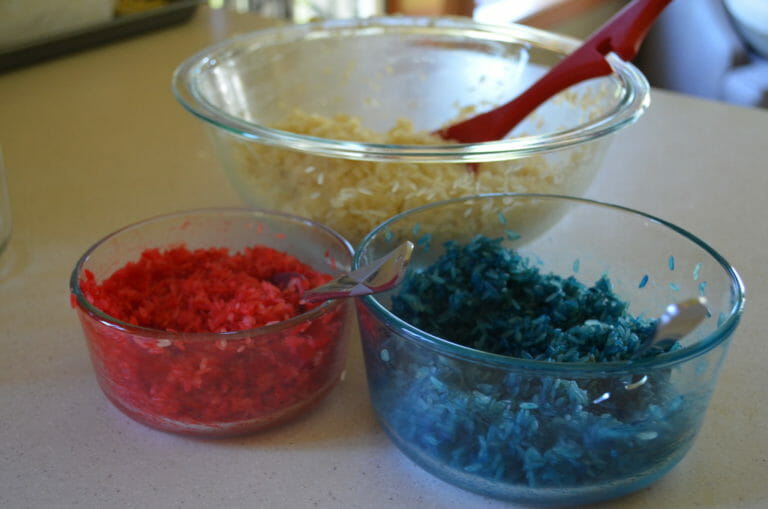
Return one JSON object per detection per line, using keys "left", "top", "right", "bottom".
{"left": 376, "top": 236, "right": 693, "bottom": 491}
{"left": 392, "top": 236, "right": 659, "bottom": 362}
{"left": 692, "top": 263, "right": 702, "bottom": 281}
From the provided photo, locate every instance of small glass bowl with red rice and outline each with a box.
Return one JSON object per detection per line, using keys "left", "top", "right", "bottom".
{"left": 70, "top": 208, "right": 355, "bottom": 437}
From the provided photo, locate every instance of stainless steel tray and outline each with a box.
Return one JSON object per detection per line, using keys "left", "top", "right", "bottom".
{"left": 0, "top": 0, "right": 200, "bottom": 73}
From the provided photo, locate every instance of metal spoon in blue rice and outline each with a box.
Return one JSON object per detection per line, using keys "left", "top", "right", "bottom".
{"left": 593, "top": 296, "right": 710, "bottom": 403}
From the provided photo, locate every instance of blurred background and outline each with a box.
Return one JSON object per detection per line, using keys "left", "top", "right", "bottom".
{"left": 1, "top": 0, "right": 766, "bottom": 107}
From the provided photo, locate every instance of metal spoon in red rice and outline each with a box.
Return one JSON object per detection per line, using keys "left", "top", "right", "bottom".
{"left": 302, "top": 241, "right": 414, "bottom": 302}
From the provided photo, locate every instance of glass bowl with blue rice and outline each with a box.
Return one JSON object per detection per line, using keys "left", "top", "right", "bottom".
{"left": 354, "top": 193, "right": 745, "bottom": 505}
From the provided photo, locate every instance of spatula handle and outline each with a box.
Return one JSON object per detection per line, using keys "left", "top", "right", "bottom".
{"left": 437, "top": 0, "right": 672, "bottom": 143}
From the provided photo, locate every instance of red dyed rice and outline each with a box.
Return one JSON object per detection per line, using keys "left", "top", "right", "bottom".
{"left": 75, "top": 245, "right": 346, "bottom": 434}
{"left": 80, "top": 245, "right": 331, "bottom": 333}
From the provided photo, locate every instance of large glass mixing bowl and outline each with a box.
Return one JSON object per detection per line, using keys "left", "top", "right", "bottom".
{"left": 173, "top": 17, "right": 649, "bottom": 244}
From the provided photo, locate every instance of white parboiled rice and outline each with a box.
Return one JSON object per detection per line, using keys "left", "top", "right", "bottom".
{"left": 226, "top": 110, "right": 601, "bottom": 243}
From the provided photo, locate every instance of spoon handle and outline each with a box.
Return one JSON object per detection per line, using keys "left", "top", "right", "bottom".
{"left": 437, "top": 0, "right": 673, "bottom": 143}
{"left": 633, "top": 296, "right": 709, "bottom": 359}
{"left": 302, "top": 241, "right": 414, "bottom": 302}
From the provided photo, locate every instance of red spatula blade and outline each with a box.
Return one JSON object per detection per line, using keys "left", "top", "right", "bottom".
{"left": 437, "top": 0, "right": 673, "bottom": 143}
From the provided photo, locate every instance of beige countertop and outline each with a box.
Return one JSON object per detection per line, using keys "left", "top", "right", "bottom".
{"left": 1, "top": 6, "right": 767, "bottom": 509}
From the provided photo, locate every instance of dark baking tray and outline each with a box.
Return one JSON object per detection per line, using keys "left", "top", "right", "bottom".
{"left": 0, "top": 0, "right": 200, "bottom": 73}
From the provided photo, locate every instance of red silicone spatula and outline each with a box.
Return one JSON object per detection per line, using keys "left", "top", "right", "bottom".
{"left": 436, "top": 0, "right": 673, "bottom": 144}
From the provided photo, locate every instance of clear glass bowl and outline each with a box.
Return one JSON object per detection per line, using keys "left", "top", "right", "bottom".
{"left": 354, "top": 194, "right": 745, "bottom": 505}
{"left": 70, "top": 208, "right": 354, "bottom": 437}
{"left": 172, "top": 17, "right": 649, "bottom": 244}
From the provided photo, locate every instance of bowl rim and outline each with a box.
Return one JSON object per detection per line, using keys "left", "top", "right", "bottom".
{"left": 171, "top": 16, "right": 651, "bottom": 163}
{"left": 354, "top": 193, "right": 746, "bottom": 375}
{"left": 70, "top": 207, "right": 355, "bottom": 342}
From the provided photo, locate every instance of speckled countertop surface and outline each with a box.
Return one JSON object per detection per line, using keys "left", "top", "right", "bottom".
{"left": 0, "top": 7, "right": 766, "bottom": 509}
